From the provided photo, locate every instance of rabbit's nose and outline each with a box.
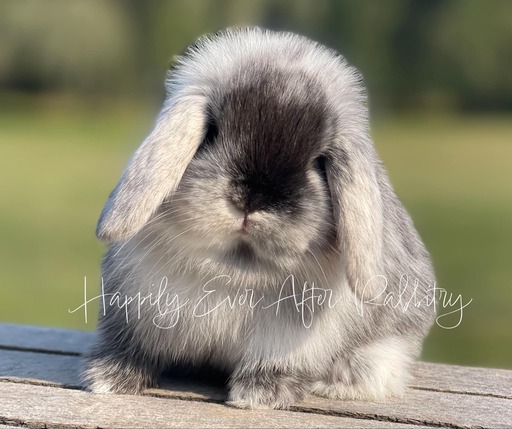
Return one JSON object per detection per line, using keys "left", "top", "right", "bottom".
{"left": 229, "top": 189, "right": 266, "bottom": 214}
{"left": 229, "top": 179, "right": 273, "bottom": 214}
{"left": 244, "top": 191, "right": 267, "bottom": 214}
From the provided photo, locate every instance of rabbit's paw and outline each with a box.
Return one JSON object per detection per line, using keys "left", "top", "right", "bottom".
{"left": 82, "top": 355, "right": 159, "bottom": 395}
{"left": 227, "top": 366, "right": 310, "bottom": 409}
{"left": 312, "top": 337, "right": 413, "bottom": 401}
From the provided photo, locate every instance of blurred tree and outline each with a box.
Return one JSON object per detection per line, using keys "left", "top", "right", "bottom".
{"left": 1, "top": 0, "right": 511, "bottom": 111}
{"left": 427, "top": 0, "right": 512, "bottom": 110}
{"left": 317, "top": 0, "right": 416, "bottom": 111}
{"left": 0, "top": 0, "right": 135, "bottom": 93}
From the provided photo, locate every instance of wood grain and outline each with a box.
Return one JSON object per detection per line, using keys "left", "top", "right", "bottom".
{"left": 412, "top": 361, "right": 512, "bottom": 399}
{"left": 1, "top": 349, "right": 511, "bottom": 428}
{"left": 1, "top": 324, "right": 511, "bottom": 428}
{"left": 0, "top": 382, "right": 429, "bottom": 429}
{"left": 1, "top": 324, "right": 511, "bottom": 398}
{"left": 0, "top": 323, "right": 93, "bottom": 355}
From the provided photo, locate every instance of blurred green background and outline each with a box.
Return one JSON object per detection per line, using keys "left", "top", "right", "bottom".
{"left": 0, "top": 0, "right": 511, "bottom": 369}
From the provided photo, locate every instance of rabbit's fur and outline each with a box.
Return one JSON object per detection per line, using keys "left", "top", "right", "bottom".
{"left": 83, "top": 28, "right": 436, "bottom": 408}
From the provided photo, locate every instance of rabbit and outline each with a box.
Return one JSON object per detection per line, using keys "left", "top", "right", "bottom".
{"left": 82, "top": 27, "right": 437, "bottom": 409}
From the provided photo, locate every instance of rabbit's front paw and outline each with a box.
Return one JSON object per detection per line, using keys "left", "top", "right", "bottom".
{"left": 227, "top": 366, "right": 310, "bottom": 409}
{"left": 82, "top": 354, "right": 159, "bottom": 394}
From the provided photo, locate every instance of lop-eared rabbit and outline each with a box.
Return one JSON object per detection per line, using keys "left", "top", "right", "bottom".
{"left": 83, "top": 28, "right": 436, "bottom": 409}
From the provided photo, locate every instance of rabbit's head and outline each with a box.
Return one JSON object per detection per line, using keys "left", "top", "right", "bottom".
{"left": 97, "top": 28, "right": 384, "bottom": 297}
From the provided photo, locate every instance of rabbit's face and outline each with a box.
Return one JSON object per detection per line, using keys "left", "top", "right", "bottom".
{"left": 163, "top": 70, "right": 336, "bottom": 267}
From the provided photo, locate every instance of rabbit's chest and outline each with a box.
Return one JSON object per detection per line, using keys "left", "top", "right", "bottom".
{"left": 130, "top": 272, "right": 335, "bottom": 364}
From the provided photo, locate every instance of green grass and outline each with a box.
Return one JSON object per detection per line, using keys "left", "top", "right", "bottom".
{"left": 1, "top": 97, "right": 511, "bottom": 369}
{"left": 0, "top": 97, "right": 157, "bottom": 329}
{"left": 372, "top": 115, "right": 512, "bottom": 368}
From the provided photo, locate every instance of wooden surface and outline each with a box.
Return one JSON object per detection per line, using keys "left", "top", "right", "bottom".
{"left": 0, "top": 324, "right": 511, "bottom": 428}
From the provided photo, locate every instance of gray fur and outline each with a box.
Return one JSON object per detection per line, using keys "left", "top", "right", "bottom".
{"left": 83, "top": 27, "right": 436, "bottom": 408}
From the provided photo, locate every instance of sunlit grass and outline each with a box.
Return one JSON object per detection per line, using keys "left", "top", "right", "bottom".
{"left": 1, "top": 97, "right": 510, "bottom": 368}
{"left": 0, "top": 97, "right": 157, "bottom": 329}
{"left": 373, "top": 114, "right": 512, "bottom": 369}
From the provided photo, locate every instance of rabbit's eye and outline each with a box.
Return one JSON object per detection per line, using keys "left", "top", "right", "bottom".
{"left": 313, "top": 155, "right": 328, "bottom": 184}
{"left": 197, "top": 116, "right": 219, "bottom": 154}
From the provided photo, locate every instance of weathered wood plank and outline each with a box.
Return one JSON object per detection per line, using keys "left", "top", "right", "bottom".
{"left": 2, "top": 324, "right": 511, "bottom": 399}
{"left": 0, "top": 349, "right": 81, "bottom": 388}
{"left": 297, "top": 391, "right": 512, "bottom": 429}
{"left": 1, "top": 349, "right": 511, "bottom": 429}
{"left": 0, "top": 382, "right": 429, "bottom": 429}
{"left": 412, "top": 362, "right": 512, "bottom": 399}
{"left": 0, "top": 323, "right": 93, "bottom": 355}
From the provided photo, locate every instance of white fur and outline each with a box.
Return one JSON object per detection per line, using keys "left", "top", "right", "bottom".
{"left": 85, "top": 28, "right": 436, "bottom": 409}
{"left": 312, "top": 337, "right": 416, "bottom": 401}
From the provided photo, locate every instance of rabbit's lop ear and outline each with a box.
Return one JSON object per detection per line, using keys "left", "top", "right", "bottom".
{"left": 325, "top": 139, "right": 386, "bottom": 301}
{"left": 96, "top": 95, "right": 207, "bottom": 242}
